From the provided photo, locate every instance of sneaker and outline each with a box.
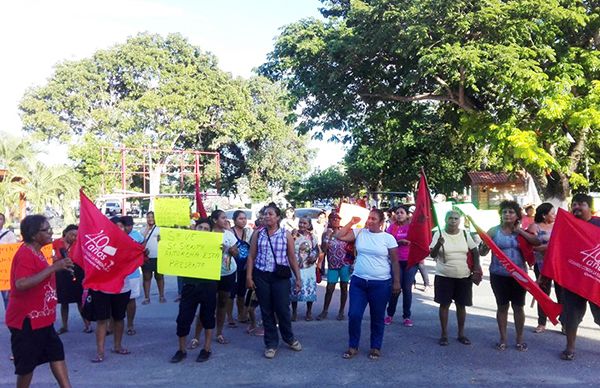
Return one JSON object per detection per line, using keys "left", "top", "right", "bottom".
{"left": 384, "top": 316, "right": 393, "bottom": 325}
{"left": 196, "top": 349, "right": 211, "bottom": 362}
{"left": 403, "top": 318, "right": 413, "bottom": 327}
{"left": 170, "top": 350, "right": 187, "bottom": 363}
{"left": 287, "top": 339, "right": 302, "bottom": 351}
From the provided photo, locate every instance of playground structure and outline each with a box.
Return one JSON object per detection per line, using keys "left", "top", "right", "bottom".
{"left": 99, "top": 146, "right": 221, "bottom": 215}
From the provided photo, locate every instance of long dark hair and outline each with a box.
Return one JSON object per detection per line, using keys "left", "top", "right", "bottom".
{"left": 534, "top": 203, "right": 554, "bottom": 223}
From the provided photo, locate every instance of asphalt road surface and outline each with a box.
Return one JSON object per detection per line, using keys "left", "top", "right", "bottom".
{"left": 2, "top": 258, "right": 600, "bottom": 387}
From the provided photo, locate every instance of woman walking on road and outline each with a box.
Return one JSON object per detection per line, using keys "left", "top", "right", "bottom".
{"left": 430, "top": 210, "right": 480, "bottom": 346}
{"left": 335, "top": 209, "right": 400, "bottom": 360}
{"left": 246, "top": 203, "right": 303, "bottom": 359}
{"left": 290, "top": 216, "right": 320, "bottom": 321}
{"left": 480, "top": 200, "right": 539, "bottom": 352}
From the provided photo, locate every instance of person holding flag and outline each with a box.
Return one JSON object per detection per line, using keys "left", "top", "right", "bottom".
{"left": 430, "top": 210, "right": 481, "bottom": 346}
{"left": 542, "top": 193, "right": 600, "bottom": 361}
{"left": 479, "top": 200, "right": 540, "bottom": 352}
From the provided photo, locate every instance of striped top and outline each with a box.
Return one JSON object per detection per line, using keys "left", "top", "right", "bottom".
{"left": 255, "top": 227, "right": 288, "bottom": 272}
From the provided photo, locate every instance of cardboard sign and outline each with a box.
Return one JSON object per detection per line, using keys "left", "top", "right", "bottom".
{"left": 157, "top": 228, "right": 222, "bottom": 280}
{"left": 154, "top": 198, "right": 190, "bottom": 227}
{"left": 0, "top": 243, "right": 53, "bottom": 291}
{"left": 339, "top": 203, "right": 370, "bottom": 229}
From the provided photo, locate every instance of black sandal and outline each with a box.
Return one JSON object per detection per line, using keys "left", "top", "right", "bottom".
{"left": 560, "top": 350, "right": 575, "bottom": 361}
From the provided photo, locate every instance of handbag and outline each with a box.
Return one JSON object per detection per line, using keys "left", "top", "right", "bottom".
{"left": 266, "top": 230, "right": 291, "bottom": 279}
{"left": 463, "top": 230, "right": 482, "bottom": 285}
{"left": 234, "top": 228, "right": 250, "bottom": 269}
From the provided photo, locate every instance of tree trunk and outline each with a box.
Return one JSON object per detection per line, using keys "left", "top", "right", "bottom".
{"left": 544, "top": 170, "right": 570, "bottom": 210}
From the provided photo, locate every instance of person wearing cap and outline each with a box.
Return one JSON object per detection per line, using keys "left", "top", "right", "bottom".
{"left": 121, "top": 216, "right": 144, "bottom": 336}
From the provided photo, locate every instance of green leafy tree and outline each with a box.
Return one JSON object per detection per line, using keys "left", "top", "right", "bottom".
{"left": 20, "top": 33, "right": 310, "bottom": 199}
{"left": 261, "top": 0, "right": 600, "bottom": 199}
{"left": 287, "top": 164, "right": 353, "bottom": 204}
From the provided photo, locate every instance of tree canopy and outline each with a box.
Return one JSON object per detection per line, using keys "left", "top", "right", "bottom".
{"left": 20, "top": 33, "right": 311, "bottom": 200}
{"left": 261, "top": 0, "right": 600, "bottom": 198}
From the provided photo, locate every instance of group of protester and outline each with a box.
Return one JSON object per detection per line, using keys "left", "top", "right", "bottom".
{"left": 4, "top": 193, "right": 600, "bottom": 387}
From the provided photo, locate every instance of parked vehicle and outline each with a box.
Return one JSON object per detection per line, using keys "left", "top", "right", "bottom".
{"left": 295, "top": 207, "right": 325, "bottom": 220}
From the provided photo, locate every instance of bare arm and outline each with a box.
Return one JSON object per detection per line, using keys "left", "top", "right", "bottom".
{"left": 333, "top": 217, "right": 361, "bottom": 242}
{"left": 15, "top": 259, "right": 72, "bottom": 291}
{"left": 286, "top": 231, "right": 301, "bottom": 280}
{"left": 246, "top": 230, "right": 259, "bottom": 289}
{"left": 389, "top": 247, "right": 401, "bottom": 294}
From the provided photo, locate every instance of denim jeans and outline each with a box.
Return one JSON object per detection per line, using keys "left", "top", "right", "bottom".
{"left": 386, "top": 261, "right": 417, "bottom": 318}
{"left": 253, "top": 269, "right": 295, "bottom": 349}
{"left": 348, "top": 275, "right": 391, "bottom": 350}
{"left": 1, "top": 290, "right": 8, "bottom": 309}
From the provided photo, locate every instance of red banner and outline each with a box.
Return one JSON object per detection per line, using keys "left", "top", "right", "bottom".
{"left": 72, "top": 190, "right": 145, "bottom": 293}
{"left": 542, "top": 208, "right": 600, "bottom": 308}
{"left": 467, "top": 215, "right": 562, "bottom": 325}
{"left": 407, "top": 169, "right": 434, "bottom": 267}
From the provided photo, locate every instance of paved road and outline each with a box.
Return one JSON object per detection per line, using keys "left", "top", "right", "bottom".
{"left": 2, "top": 259, "right": 600, "bottom": 387}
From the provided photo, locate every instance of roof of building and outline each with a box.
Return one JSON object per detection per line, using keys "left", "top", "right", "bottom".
{"left": 467, "top": 171, "right": 525, "bottom": 185}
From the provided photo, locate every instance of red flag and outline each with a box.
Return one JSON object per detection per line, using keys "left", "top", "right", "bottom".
{"left": 72, "top": 190, "right": 145, "bottom": 293}
{"left": 542, "top": 209, "right": 600, "bottom": 308}
{"left": 407, "top": 169, "right": 434, "bottom": 267}
{"left": 466, "top": 215, "right": 562, "bottom": 325}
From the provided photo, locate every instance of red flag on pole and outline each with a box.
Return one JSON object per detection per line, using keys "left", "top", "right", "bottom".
{"left": 407, "top": 169, "right": 434, "bottom": 268}
{"left": 465, "top": 214, "right": 562, "bottom": 325}
{"left": 71, "top": 190, "right": 145, "bottom": 293}
{"left": 542, "top": 208, "right": 600, "bottom": 308}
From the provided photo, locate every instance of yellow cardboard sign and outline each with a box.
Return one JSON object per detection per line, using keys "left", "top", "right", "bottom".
{"left": 0, "top": 243, "right": 53, "bottom": 291}
{"left": 339, "top": 203, "right": 370, "bottom": 229}
{"left": 154, "top": 198, "right": 190, "bottom": 227}
{"left": 157, "top": 228, "right": 222, "bottom": 280}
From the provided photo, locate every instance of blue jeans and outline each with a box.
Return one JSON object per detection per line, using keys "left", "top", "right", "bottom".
{"left": 386, "top": 261, "right": 417, "bottom": 318}
{"left": 348, "top": 275, "right": 391, "bottom": 350}
{"left": 253, "top": 269, "right": 295, "bottom": 349}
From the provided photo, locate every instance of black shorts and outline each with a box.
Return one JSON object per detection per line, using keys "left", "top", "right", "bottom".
{"left": 142, "top": 257, "right": 158, "bottom": 273}
{"left": 89, "top": 290, "right": 131, "bottom": 321}
{"left": 218, "top": 272, "right": 236, "bottom": 293}
{"left": 10, "top": 319, "right": 65, "bottom": 375}
{"left": 232, "top": 268, "right": 247, "bottom": 299}
{"left": 176, "top": 281, "right": 218, "bottom": 336}
{"left": 561, "top": 288, "right": 600, "bottom": 331}
{"left": 434, "top": 275, "right": 473, "bottom": 306}
{"left": 490, "top": 274, "right": 526, "bottom": 306}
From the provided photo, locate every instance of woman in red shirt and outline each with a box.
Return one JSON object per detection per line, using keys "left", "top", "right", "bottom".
{"left": 5, "top": 215, "right": 73, "bottom": 388}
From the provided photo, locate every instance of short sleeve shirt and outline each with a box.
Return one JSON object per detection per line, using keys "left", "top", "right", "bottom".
{"left": 6, "top": 245, "right": 57, "bottom": 330}
{"left": 386, "top": 223, "right": 410, "bottom": 261}
{"left": 430, "top": 230, "right": 478, "bottom": 279}
{"left": 322, "top": 229, "right": 349, "bottom": 270}
{"left": 352, "top": 229, "right": 398, "bottom": 281}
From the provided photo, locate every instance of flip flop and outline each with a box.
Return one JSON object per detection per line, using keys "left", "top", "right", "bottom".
{"left": 83, "top": 327, "right": 93, "bottom": 334}
{"left": 159, "top": 297, "right": 167, "bottom": 303}
{"left": 438, "top": 337, "right": 449, "bottom": 346}
{"left": 216, "top": 335, "right": 229, "bottom": 344}
{"left": 457, "top": 336, "right": 471, "bottom": 345}
{"left": 316, "top": 312, "right": 327, "bottom": 321}
{"left": 560, "top": 350, "right": 575, "bottom": 361}
{"left": 228, "top": 322, "right": 238, "bottom": 328}
{"left": 91, "top": 354, "right": 104, "bottom": 363}
{"left": 368, "top": 349, "right": 381, "bottom": 360}
{"left": 111, "top": 348, "right": 131, "bottom": 355}
{"left": 336, "top": 313, "right": 345, "bottom": 321}
{"left": 495, "top": 343, "right": 507, "bottom": 351}
{"left": 141, "top": 299, "right": 150, "bottom": 305}
{"left": 126, "top": 328, "right": 136, "bottom": 336}
{"left": 516, "top": 343, "right": 528, "bottom": 352}
{"left": 342, "top": 348, "right": 358, "bottom": 359}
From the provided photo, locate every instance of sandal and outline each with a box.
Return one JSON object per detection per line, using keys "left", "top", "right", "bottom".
{"left": 516, "top": 343, "right": 528, "bottom": 352}
{"left": 83, "top": 327, "right": 93, "bottom": 334}
{"left": 141, "top": 299, "right": 150, "bottom": 305}
{"left": 305, "top": 314, "right": 313, "bottom": 321}
{"left": 316, "top": 311, "right": 328, "bottom": 321}
{"left": 188, "top": 338, "right": 200, "bottom": 350}
{"left": 495, "top": 343, "right": 507, "bottom": 351}
{"left": 438, "top": 337, "right": 449, "bottom": 346}
{"left": 57, "top": 327, "right": 68, "bottom": 335}
{"left": 368, "top": 349, "right": 381, "bottom": 360}
{"left": 228, "top": 322, "right": 238, "bottom": 328}
{"left": 457, "top": 336, "right": 471, "bottom": 345}
{"left": 216, "top": 335, "right": 229, "bottom": 345}
{"left": 91, "top": 353, "right": 104, "bottom": 363}
{"left": 111, "top": 348, "right": 131, "bottom": 355}
{"left": 533, "top": 325, "right": 546, "bottom": 333}
{"left": 159, "top": 296, "right": 167, "bottom": 303}
{"left": 336, "top": 313, "right": 345, "bottom": 321}
{"left": 126, "top": 328, "right": 136, "bottom": 336}
{"left": 264, "top": 348, "right": 277, "bottom": 359}
{"left": 560, "top": 350, "right": 575, "bottom": 361}
{"left": 342, "top": 348, "right": 358, "bottom": 359}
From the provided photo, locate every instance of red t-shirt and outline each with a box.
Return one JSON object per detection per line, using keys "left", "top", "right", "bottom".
{"left": 5, "top": 244, "right": 57, "bottom": 330}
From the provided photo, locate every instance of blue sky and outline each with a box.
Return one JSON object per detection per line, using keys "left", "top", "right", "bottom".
{"left": 0, "top": 0, "right": 345, "bottom": 170}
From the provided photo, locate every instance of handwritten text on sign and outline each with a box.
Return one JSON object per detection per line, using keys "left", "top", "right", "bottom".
{"left": 154, "top": 198, "right": 190, "bottom": 227}
{"left": 0, "top": 244, "right": 53, "bottom": 291}
{"left": 157, "top": 228, "right": 222, "bottom": 280}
